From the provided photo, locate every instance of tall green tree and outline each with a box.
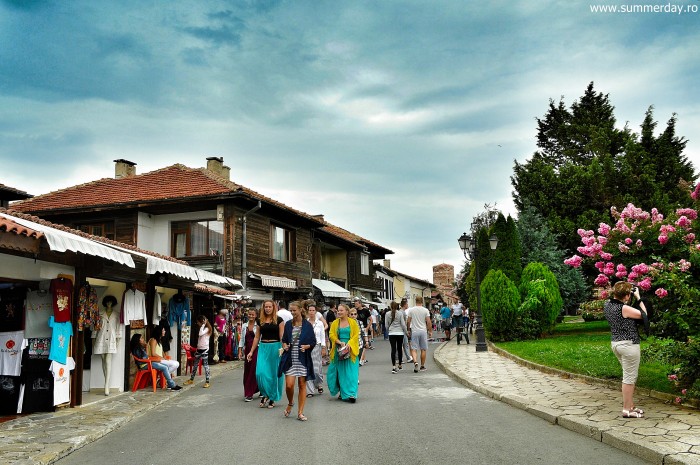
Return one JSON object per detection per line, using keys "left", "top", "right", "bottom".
{"left": 516, "top": 203, "right": 588, "bottom": 314}
{"left": 490, "top": 213, "right": 522, "bottom": 284}
{"left": 511, "top": 82, "right": 696, "bottom": 255}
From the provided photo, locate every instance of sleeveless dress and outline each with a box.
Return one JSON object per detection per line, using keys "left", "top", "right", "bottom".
{"left": 326, "top": 325, "right": 359, "bottom": 400}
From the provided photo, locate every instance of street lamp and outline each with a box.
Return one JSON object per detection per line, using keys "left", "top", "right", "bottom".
{"left": 458, "top": 229, "right": 498, "bottom": 352}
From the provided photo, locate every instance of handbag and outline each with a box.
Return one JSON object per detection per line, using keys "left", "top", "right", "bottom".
{"left": 337, "top": 344, "right": 350, "bottom": 360}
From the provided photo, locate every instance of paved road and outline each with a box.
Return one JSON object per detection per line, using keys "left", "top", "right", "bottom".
{"left": 56, "top": 339, "right": 647, "bottom": 465}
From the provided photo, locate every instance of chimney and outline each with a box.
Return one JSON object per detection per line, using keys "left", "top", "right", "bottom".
{"left": 383, "top": 259, "right": 391, "bottom": 269}
{"left": 206, "top": 156, "right": 230, "bottom": 180}
{"left": 114, "top": 159, "right": 137, "bottom": 179}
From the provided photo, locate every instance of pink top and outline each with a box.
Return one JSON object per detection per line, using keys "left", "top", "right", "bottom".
{"left": 197, "top": 326, "right": 211, "bottom": 350}
{"left": 215, "top": 315, "right": 227, "bottom": 333}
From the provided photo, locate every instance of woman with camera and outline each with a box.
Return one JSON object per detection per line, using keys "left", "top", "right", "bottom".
{"left": 603, "top": 281, "right": 648, "bottom": 418}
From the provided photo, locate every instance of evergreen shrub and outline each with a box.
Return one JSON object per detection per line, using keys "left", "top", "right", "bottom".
{"left": 481, "top": 269, "right": 521, "bottom": 341}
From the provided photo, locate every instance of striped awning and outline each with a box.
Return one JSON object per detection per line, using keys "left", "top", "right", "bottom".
{"left": 312, "top": 279, "right": 350, "bottom": 298}
{"left": 249, "top": 273, "right": 297, "bottom": 289}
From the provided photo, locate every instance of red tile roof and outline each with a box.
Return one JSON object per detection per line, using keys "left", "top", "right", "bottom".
{"left": 320, "top": 223, "right": 393, "bottom": 255}
{"left": 12, "top": 164, "right": 322, "bottom": 224}
{"left": 0, "top": 216, "right": 43, "bottom": 239}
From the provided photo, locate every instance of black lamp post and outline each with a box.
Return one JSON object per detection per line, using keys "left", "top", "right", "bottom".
{"left": 458, "top": 229, "right": 498, "bottom": 352}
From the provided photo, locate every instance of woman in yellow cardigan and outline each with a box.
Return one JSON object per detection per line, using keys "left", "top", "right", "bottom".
{"left": 326, "top": 303, "right": 360, "bottom": 403}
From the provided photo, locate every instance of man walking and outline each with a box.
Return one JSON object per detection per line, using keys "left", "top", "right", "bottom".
{"left": 407, "top": 296, "right": 432, "bottom": 372}
{"left": 452, "top": 300, "right": 469, "bottom": 344}
{"left": 439, "top": 303, "right": 452, "bottom": 341}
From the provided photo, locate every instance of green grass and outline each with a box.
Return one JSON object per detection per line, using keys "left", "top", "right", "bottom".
{"left": 494, "top": 322, "right": 674, "bottom": 394}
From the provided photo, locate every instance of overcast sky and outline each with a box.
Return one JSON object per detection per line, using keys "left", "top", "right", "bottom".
{"left": 1, "top": 0, "right": 698, "bottom": 282}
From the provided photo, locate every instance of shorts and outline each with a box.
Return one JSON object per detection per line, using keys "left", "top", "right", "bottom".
{"left": 410, "top": 331, "right": 428, "bottom": 351}
{"left": 611, "top": 340, "right": 640, "bottom": 384}
{"left": 441, "top": 320, "right": 452, "bottom": 330}
{"left": 452, "top": 315, "right": 464, "bottom": 328}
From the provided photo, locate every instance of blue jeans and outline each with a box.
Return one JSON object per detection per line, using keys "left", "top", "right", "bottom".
{"left": 151, "top": 361, "right": 176, "bottom": 388}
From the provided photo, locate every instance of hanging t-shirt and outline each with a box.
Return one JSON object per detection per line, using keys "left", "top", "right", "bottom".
{"left": 19, "top": 369, "right": 53, "bottom": 414}
{"left": 0, "top": 288, "right": 24, "bottom": 331}
{"left": 48, "top": 317, "right": 73, "bottom": 364}
{"left": 25, "top": 290, "right": 53, "bottom": 337}
{"left": 50, "top": 278, "right": 73, "bottom": 323}
{"left": 0, "top": 331, "right": 24, "bottom": 376}
{"left": 0, "top": 375, "right": 21, "bottom": 414}
{"left": 50, "top": 357, "right": 75, "bottom": 406}
{"left": 26, "top": 337, "right": 51, "bottom": 359}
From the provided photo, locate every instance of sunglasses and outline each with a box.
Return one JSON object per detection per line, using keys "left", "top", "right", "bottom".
{"left": 349, "top": 312, "right": 357, "bottom": 316}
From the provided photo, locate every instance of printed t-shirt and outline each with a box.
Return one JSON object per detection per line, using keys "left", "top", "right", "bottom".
{"left": 50, "top": 278, "right": 73, "bottom": 323}
{"left": 25, "top": 290, "right": 53, "bottom": 337}
{"left": 0, "top": 331, "right": 24, "bottom": 376}
{"left": 48, "top": 317, "right": 73, "bottom": 364}
{"left": 50, "top": 357, "right": 75, "bottom": 406}
{"left": 0, "top": 289, "right": 24, "bottom": 331}
{"left": 0, "top": 376, "right": 21, "bottom": 414}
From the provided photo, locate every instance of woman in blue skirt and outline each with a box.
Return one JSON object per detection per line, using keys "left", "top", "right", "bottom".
{"left": 327, "top": 303, "right": 360, "bottom": 403}
{"left": 247, "top": 300, "right": 284, "bottom": 409}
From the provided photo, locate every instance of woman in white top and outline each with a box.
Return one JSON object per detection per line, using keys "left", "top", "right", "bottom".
{"left": 305, "top": 301, "right": 327, "bottom": 396}
{"left": 385, "top": 301, "right": 408, "bottom": 373}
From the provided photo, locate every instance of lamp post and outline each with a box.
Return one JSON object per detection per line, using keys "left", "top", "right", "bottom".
{"left": 458, "top": 229, "right": 498, "bottom": 352}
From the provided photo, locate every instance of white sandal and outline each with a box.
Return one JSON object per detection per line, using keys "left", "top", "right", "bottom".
{"left": 622, "top": 409, "right": 643, "bottom": 418}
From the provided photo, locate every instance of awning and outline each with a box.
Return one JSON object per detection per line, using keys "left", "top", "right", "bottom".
{"left": 249, "top": 273, "right": 297, "bottom": 289}
{"left": 351, "top": 286, "right": 379, "bottom": 293}
{"left": 214, "top": 294, "right": 250, "bottom": 301}
{"left": 102, "top": 243, "right": 197, "bottom": 280}
{"left": 0, "top": 213, "right": 135, "bottom": 268}
{"left": 194, "top": 283, "right": 237, "bottom": 295}
{"left": 195, "top": 269, "right": 243, "bottom": 289}
{"left": 312, "top": 279, "right": 350, "bottom": 298}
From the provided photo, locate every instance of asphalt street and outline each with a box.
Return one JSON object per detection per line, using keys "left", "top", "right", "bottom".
{"left": 55, "top": 338, "right": 648, "bottom": 465}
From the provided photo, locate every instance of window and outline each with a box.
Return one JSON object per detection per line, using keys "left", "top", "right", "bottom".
{"left": 270, "top": 224, "right": 296, "bottom": 262}
{"left": 77, "top": 221, "right": 115, "bottom": 240}
{"left": 360, "top": 253, "right": 369, "bottom": 275}
{"left": 171, "top": 220, "right": 224, "bottom": 258}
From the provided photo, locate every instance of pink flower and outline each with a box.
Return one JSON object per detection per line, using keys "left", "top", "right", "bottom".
{"left": 655, "top": 288, "right": 668, "bottom": 298}
{"left": 636, "top": 239, "right": 643, "bottom": 248}
{"left": 675, "top": 397, "right": 682, "bottom": 404}
{"left": 615, "top": 271, "right": 628, "bottom": 279}
{"left": 685, "top": 233, "right": 695, "bottom": 244}
{"left": 669, "top": 374, "right": 678, "bottom": 381}
{"left": 628, "top": 272, "right": 639, "bottom": 281}
{"left": 659, "top": 235, "right": 669, "bottom": 245}
{"left": 598, "top": 236, "right": 608, "bottom": 246}
{"left": 598, "top": 223, "right": 611, "bottom": 236}
{"left": 676, "top": 216, "right": 692, "bottom": 229}
{"left": 600, "top": 290, "right": 609, "bottom": 299}
{"left": 631, "top": 263, "right": 649, "bottom": 275}
{"left": 618, "top": 243, "right": 630, "bottom": 253}
{"left": 651, "top": 208, "right": 664, "bottom": 224}
{"left": 696, "top": 244, "right": 700, "bottom": 252}
{"left": 652, "top": 262, "right": 665, "bottom": 269}
{"left": 682, "top": 389, "right": 688, "bottom": 395}
{"left": 616, "top": 264, "right": 627, "bottom": 273}
{"left": 600, "top": 252, "right": 613, "bottom": 261}
{"left": 582, "top": 236, "right": 597, "bottom": 246}
{"left": 603, "top": 263, "right": 615, "bottom": 276}
{"left": 594, "top": 274, "right": 610, "bottom": 287}
{"left": 577, "top": 229, "right": 595, "bottom": 238}
{"left": 691, "top": 183, "right": 700, "bottom": 200}
{"left": 638, "top": 277, "right": 652, "bottom": 291}
{"left": 679, "top": 259, "right": 691, "bottom": 272}
{"left": 676, "top": 208, "right": 698, "bottom": 220}
{"left": 564, "top": 255, "right": 583, "bottom": 268}
{"left": 661, "top": 224, "right": 677, "bottom": 234}
{"left": 625, "top": 237, "right": 633, "bottom": 245}
{"left": 595, "top": 261, "right": 605, "bottom": 271}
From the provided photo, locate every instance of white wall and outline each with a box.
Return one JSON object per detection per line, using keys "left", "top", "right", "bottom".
{"left": 0, "top": 254, "right": 74, "bottom": 281}
{"left": 137, "top": 210, "right": 217, "bottom": 256}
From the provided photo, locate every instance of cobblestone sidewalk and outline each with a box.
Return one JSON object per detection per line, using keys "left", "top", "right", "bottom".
{"left": 434, "top": 341, "right": 700, "bottom": 465}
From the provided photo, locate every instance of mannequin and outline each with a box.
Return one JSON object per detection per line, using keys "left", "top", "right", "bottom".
{"left": 92, "top": 295, "right": 122, "bottom": 396}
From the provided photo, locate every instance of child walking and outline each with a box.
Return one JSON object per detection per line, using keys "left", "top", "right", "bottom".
{"left": 184, "top": 315, "right": 212, "bottom": 388}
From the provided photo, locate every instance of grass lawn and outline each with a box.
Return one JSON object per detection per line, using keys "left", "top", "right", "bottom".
{"left": 494, "top": 321, "right": 673, "bottom": 394}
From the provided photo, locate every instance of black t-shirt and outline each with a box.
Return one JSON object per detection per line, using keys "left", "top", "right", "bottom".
{"left": 0, "top": 376, "right": 21, "bottom": 414}
{"left": 358, "top": 307, "right": 371, "bottom": 327}
{"left": 325, "top": 310, "right": 336, "bottom": 325}
{"left": 259, "top": 316, "right": 283, "bottom": 341}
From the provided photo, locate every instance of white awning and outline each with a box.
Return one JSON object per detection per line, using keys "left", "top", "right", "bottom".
{"left": 195, "top": 269, "right": 243, "bottom": 289}
{"left": 351, "top": 286, "right": 379, "bottom": 293}
{"left": 249, "top": 273, "right": 297, "bottom": 289}
{"left": 312, "top": 279, "right": 350, "bottom": 298}
{"left": 0, "top": 213, "right": 135, "bottom": 268}
{"left": 101, "top": 243, "right": 199, "bottom": 280}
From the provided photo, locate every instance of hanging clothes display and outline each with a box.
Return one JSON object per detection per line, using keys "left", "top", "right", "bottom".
{"left": 0, "top": 330, "right": 24, "bottom": 376}
{"left": 121, "top": 287, "right": 146, "bottom": 327}
{"left": 50, "top": 357, "right": 75, "bottom": 406}
{"left": 92, "top": 309, "right": 122, "bottom": 355}
{"left": 168, "top": 292, "right": 191, "bottom": 329}
{"left": 49, "top": 277, "right": 73, "bottom": 323}
{"left": 25, "top": 290, "right": 52, "bottom": 338}
{"left": 76, "top": 283, "right": 99, "bottom": 332}
{"left": 48, "top": 317, "right": 72, "bottom": 365}
{"left": 0, "top": 288, "right": 24, "bottom": 331}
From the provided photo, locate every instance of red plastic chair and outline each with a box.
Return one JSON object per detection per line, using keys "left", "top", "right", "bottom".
{"left": 132, "top": 355, "right": 167, "bottom": 392}
{"left": 183, "top": 343, "right": 202, "bottom": 375}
